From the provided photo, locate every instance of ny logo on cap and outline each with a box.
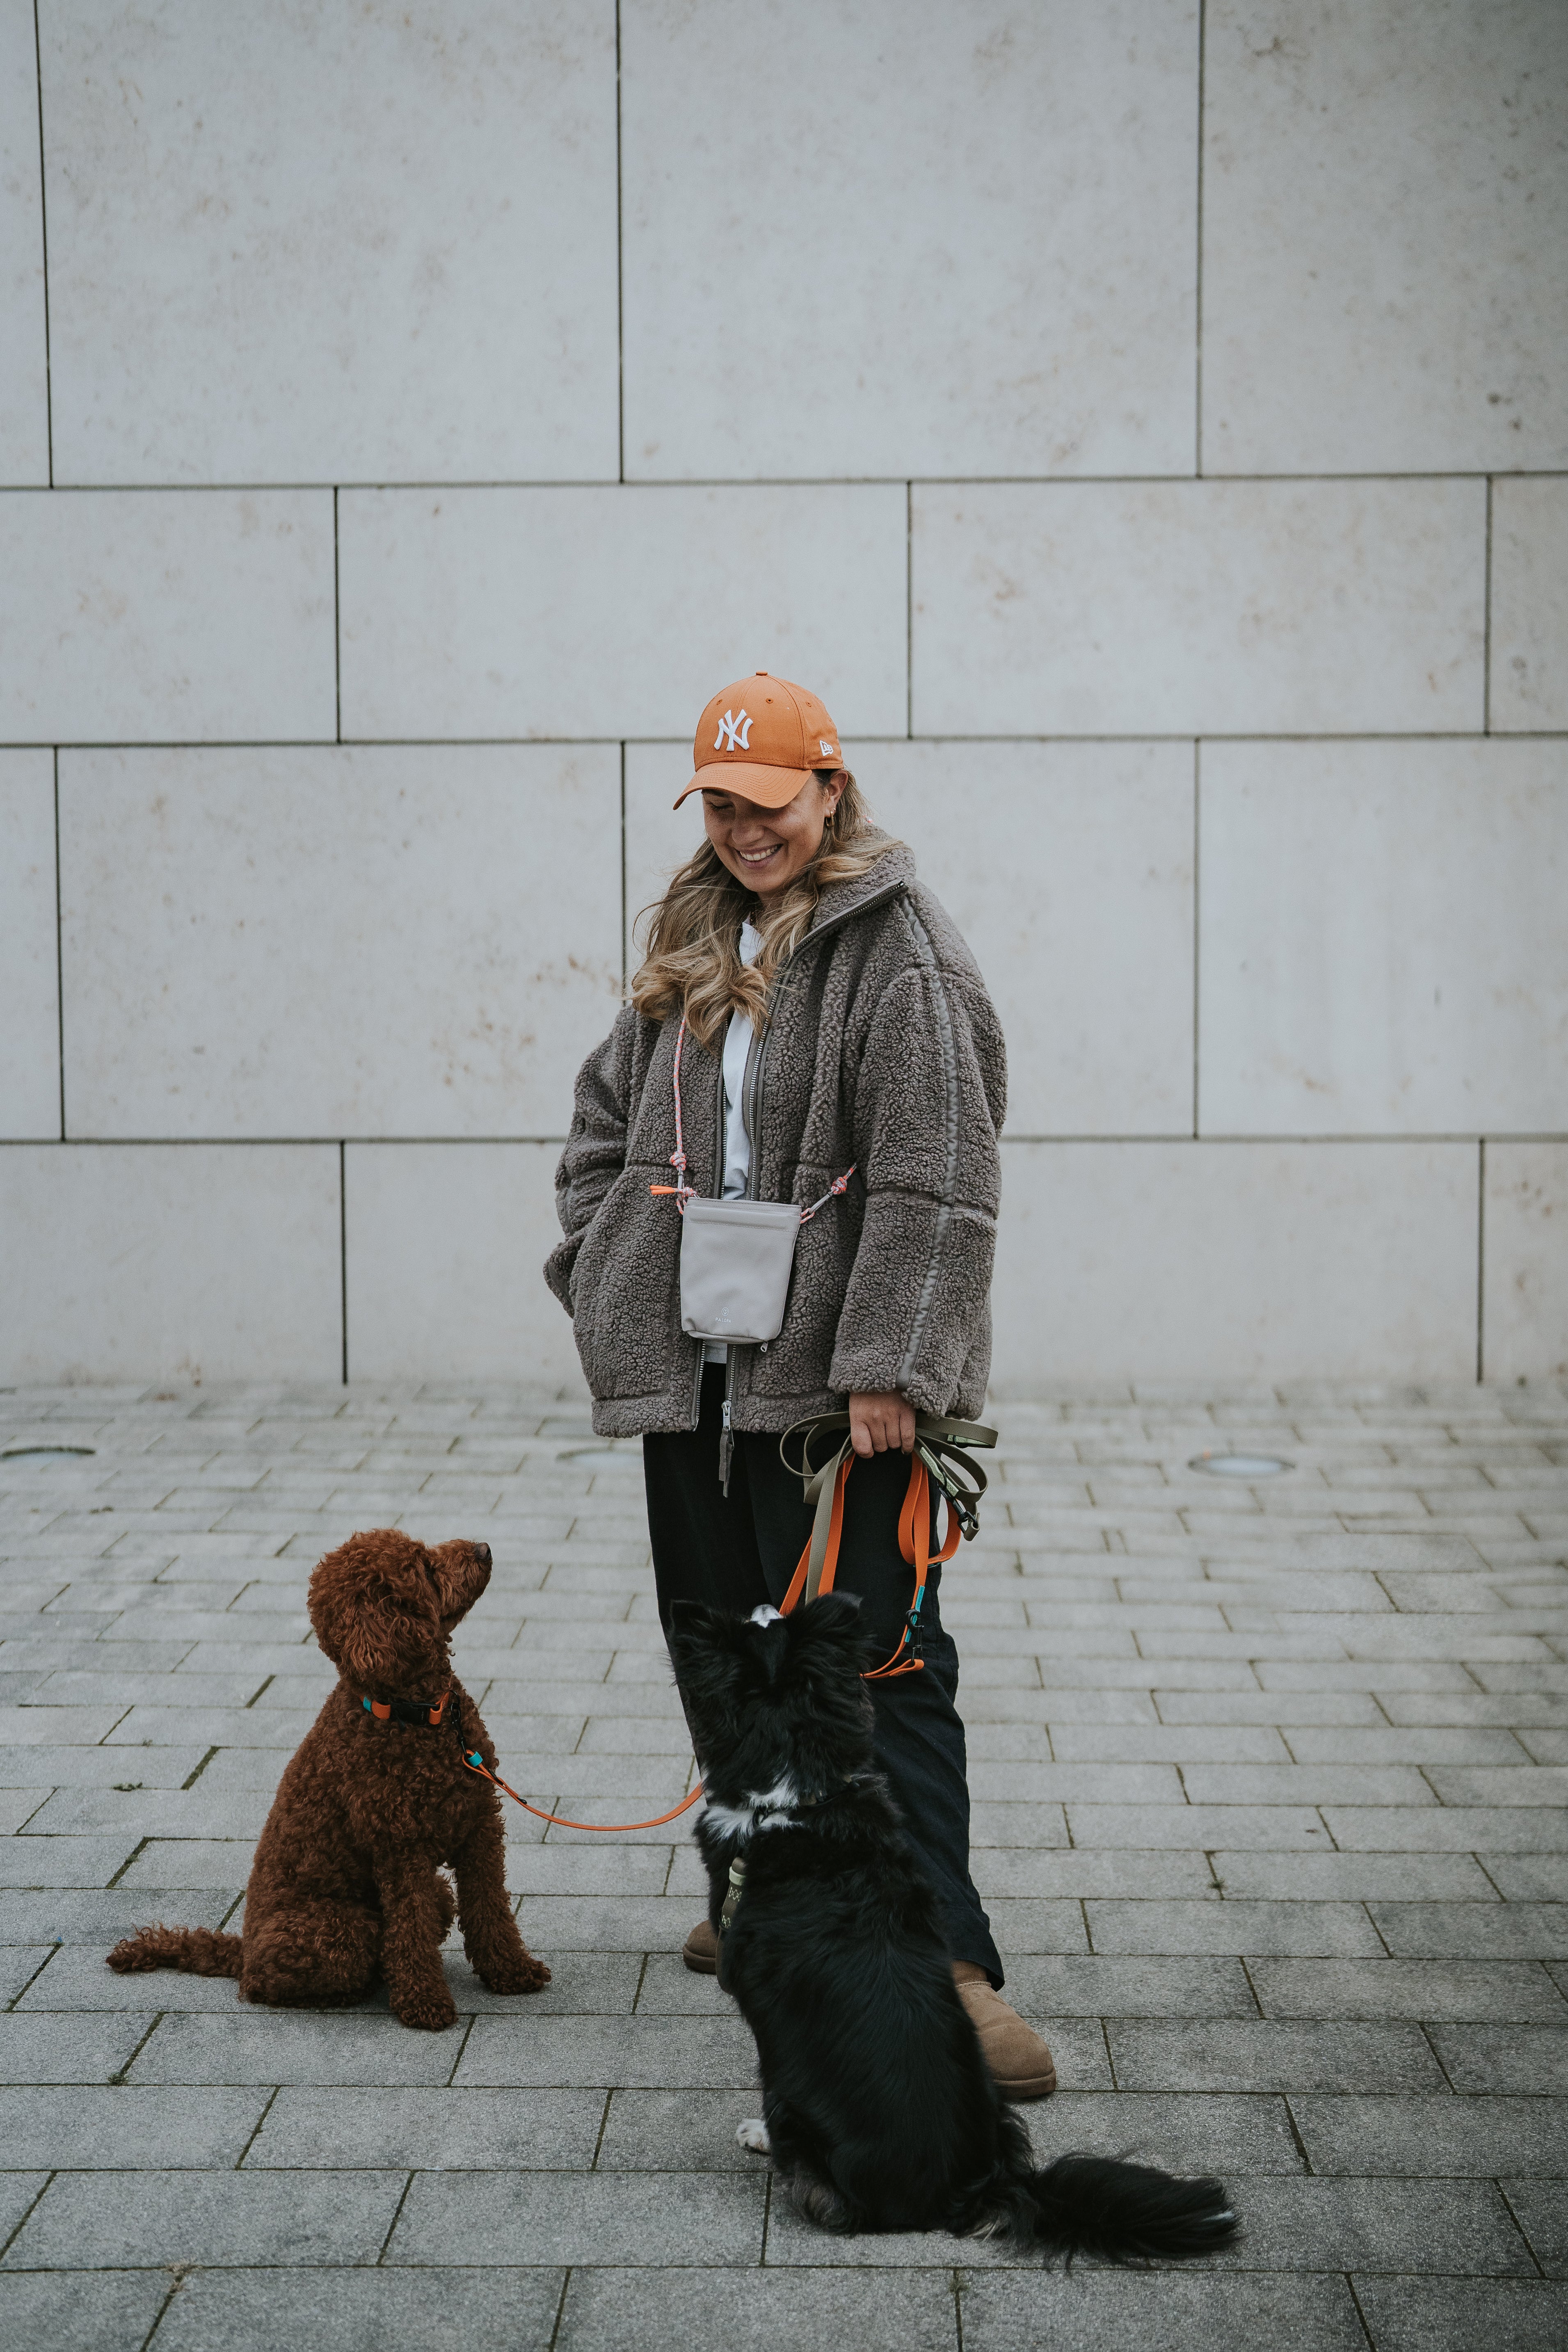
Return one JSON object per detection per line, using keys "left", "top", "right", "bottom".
{"left": 715, "top": 708, "right": 752, "bottom": 752}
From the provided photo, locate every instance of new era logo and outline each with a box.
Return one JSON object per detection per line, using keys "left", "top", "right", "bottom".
{"left": 715, "top": 708, "right": 752, "bottom": 752}
{"left": 820, "top": 739, "right": 837, "bottom": 757}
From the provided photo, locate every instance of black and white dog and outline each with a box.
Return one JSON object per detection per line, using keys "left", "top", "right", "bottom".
{"left": 670, "top": 1591, "right": 1239, "bottom": 2259}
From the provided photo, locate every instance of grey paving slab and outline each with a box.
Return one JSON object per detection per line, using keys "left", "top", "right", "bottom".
{"left": 0, "top": 1744, "right": 208, "bottom": 1787}
{"left": 2, "top": 2168, "right": 407, "bottom": 2267}
{"left": 633, "top": 1954, "right": 748, "bottom": 2016}
{"left": 1209, "top": 1851, "right": 1501, "bottom": 1901}
{"left": 445, "top": 1950, "right": 644, "bottom": 2016}
{"left": 152, "top": 2265, "right": 566, "bottom": 2352}
{"left": 0, "top": 2172, "right": 48, "bottom": 2245}
{"left": 1426, "top": 2024, "right": 1568, "bottom": 2094}
{"left": 1201, "top": 2175, "right": 1536, "bottom": 2274}
{"left": 22, "top": 1787, "right": 270, "bottom": 1838}
{"left": 0, "top": 1944, "right": 50, "bottom": 2003}
{"left": 1045, "top": 1725, "right": 1295, "bottom": 1761}
{"left": 453, "top": 2015, "right": 760, "bottom": 2089}
{"left": 594, "top": 2086, "right": 773, "bottom": 2171}
{"left": 1085, "top": 1900, "right": 1384, "bottom": 1956}
{"left": 103, "top": 1706, "right": 317, "bottom": 1746}
{"left": 1019, "top": 2090, "right": 1305, "bottom": 2176}
{"left": 1486, "top": 1856, "right": 1568, "bottom": 1900}
{"left": 1106, "top": 2019, "right": 1449, "bottom": 2093}
{"left": 558, "top": 2268, "right": 960, "bottom": 2352}
{"left": 1322, "top": 1806, "right": 1568, "bottom": 1852}
{"left": 1284, "top": 1727, "right": 1533, "bottom": 1763}
{"left": 0, "top": 2013, "right": 149, "bottom": 2084}
{"left": 1368, "top": 1902, "right": 1568, "bottom": 1958}
{"left": 1249, "top": 1957, "right": 1568, "bottom": 2021}
{"left": 1179, "top": 1765, "right": 1436, "bottom": 1806}
{"left": 0, "top": 2273, "right": 171, "bottom": 2352}
{"left": 0, "top": 1887, "right": 233, "bottom": 1942}
{"left": 244, "top": 2085, "right": 604, "bottom": 2169}
{"left": 0, "top": 2084, "right": 267, "bottom": 2168}
{"left": 387, "top": 2169, "right": 766, "bottom": 2265}
{"left": 760, "top": 2194, "right": 1029, "bottom": 2268}
{"left": 1153, "top": 1689, "right": 1385, "bottom": 1724}
{"left": 956, "top": 2271, "right": 1367, "bottom": 2352}
{"left": 109, "top": 1838, "right": 256, "bottom": 1892}
{"left": 505, "top": 1845, "right": 672, "bottom": 1896}
{"left": 1349, "top": 2277, "right": 1568, "bottom": 2352}
{"left": 973, "top": 1850, "right": 1214, "bottom": 1898}
{"left": 16, "top": 1942, "right": 272, "bottom": 2011}
{"left": 1501, "top": 2177, "right": 1566, "bottom": 2275}
{"left": 496, "top": 1895, "right": 713, "bottom": 1950}
{"left": 1291, "top": 2094, "right": 1568, "bottom": 2177}
{"left": 32, "top": 1671, "right": 267, "bottom": 1708}
{"left": 1000, "top": 1955, "right": 1257, "bottom": 2016}
{"left": 0, "top": 1836, "right": 140, "bottom": 1887}
{"left": 0, "top": 1707, "right": 130, "bottom": 1747}
{"left": 1064, "top": 1806, "right": 1335, "bottom": 1850}
{"left": 126, "top": 2009, "right": 471, "bottom": 2085}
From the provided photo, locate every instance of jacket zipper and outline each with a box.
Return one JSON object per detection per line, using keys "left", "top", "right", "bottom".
{"left": 738, "top": 876, "right": 905, "bottom": 1188}
{"left": 690, "top": 1015, "right": 731, "bottom": 1453}
{"left": 705, "top": 875, "right": 908, "bottom": 1470}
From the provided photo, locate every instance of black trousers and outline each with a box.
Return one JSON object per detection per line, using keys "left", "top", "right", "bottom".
{"left": 643, "top": 1365, "right": 1003, "bottom": 1985}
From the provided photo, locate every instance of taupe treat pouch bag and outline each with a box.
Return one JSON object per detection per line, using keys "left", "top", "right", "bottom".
{"left": 651, "top": 1014, "right": 855, "bottom": 1348}
{"left": 678, "top": 1197, "right": 802, "bottom": 1344}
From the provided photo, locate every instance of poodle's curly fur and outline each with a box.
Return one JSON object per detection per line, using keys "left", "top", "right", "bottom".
{"left": 107, "top": 1529, "right": 549, "bottom": 2030}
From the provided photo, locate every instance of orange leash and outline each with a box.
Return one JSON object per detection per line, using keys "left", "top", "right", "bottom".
{"left": 462, "top": 1438, "right": 977, "bottom": 1826}
{"left": 461, "top": 1751, "right": 706, "bottom": 1834}
{"left": 779, "top": 1449, "right": 960, "bottom": 1679}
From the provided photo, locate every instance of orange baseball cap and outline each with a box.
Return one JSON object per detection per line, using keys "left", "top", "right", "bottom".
{"left": 674, "top": 672, "right": 844, "bottom": 809}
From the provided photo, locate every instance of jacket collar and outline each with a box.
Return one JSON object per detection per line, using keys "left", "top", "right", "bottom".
{"left": 802, "top": 834, "right": 914, "bottom": 944}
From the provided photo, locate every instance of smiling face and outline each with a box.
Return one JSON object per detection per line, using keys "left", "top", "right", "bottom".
{"left": 701, "top": 770, "right": 847, "bottom": 897}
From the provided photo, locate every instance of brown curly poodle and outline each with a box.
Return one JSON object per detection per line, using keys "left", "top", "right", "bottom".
{"left": 107, "top": 1528, "right": 549, "bottom": 2030}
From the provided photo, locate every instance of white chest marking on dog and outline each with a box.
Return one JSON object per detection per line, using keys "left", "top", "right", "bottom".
{"left": 702, "top": 1774, "right": 800, "bottom": 1843}
{"left": 748, "top": 1604, "right": 783, "bottom": 1626}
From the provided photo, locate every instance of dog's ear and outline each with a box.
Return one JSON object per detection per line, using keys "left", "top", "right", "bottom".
{"left": 786, "top": 1590, "right": 878, "bottom": 1679}
{"left": 666, "top": 1599, "right": 749, "bottom": 1671}
{"left": 667, "top": 1601, "right": 756, "bottom": 1741}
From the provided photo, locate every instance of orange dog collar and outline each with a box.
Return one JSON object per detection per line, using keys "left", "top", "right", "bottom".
{"left": 358, "top": 1689, "right": 452, "bottom": 1729}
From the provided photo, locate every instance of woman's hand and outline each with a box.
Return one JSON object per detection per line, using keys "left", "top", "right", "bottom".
{"left": 848, "top": 1390, "right": 917, "bottom": 1458}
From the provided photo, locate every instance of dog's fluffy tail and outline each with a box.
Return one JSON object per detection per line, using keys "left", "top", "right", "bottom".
{"left": 997, "top": 2152, "right": 1237, "bottom": 2262}
{"left": 106, "top": 1925, "right": 244, "bottom": 1979}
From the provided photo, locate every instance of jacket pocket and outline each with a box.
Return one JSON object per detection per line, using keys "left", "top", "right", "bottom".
{"left": 570, "top": 1170, "right": 688, "bottom": 1403}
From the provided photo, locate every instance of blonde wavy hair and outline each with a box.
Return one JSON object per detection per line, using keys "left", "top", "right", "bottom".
{"left": 631, "top": 774, "right": 893, "bottom": 1054}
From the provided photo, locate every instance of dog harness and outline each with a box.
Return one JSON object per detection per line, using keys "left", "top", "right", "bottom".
{"left": 357, "top": 1688, "right": 454, "bottom": 1728}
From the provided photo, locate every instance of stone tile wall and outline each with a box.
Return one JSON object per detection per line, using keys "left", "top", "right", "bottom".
{"left": 1, "top": 1, "right": 1564, "bottom": 1386}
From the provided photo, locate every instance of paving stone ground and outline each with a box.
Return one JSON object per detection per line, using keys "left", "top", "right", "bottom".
{"left": 0, "top": 1376, "right": 1564, "bottom": 2351}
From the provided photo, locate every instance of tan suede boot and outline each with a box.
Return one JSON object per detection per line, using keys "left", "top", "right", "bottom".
{"left": 952, "top": 1961, "right": 1057, "bottom": 2100}
{"left": 683, "top": 1916, "right": 720, "bottom": 1974}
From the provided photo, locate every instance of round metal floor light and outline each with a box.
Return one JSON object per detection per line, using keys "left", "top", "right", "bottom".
{"left": 1188, "top": 1450, "right": 1292, "bottom": 1478}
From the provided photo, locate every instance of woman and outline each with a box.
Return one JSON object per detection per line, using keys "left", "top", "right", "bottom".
{"left": 546, "top": 672, "right": 1053, "bottom": 2100}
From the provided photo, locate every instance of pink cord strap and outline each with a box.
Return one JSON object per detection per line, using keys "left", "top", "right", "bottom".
{"left": 648, "top": 1014, "right": 698, "bottom": 1211}
{"left": 648, "top": 1010, "right": 855, "bottom": 1223}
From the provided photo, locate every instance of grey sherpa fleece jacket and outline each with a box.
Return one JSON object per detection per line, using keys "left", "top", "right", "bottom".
{"left": 544, "top": 839, "right": 1007, "bottom": 1437}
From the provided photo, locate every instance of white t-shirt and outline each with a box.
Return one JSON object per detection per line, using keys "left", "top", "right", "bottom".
{"left": 703, "top": 919, "right": 763, "bottom": 1365}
